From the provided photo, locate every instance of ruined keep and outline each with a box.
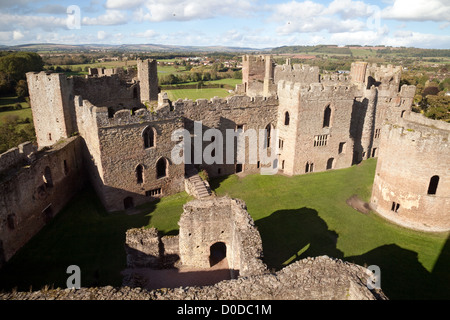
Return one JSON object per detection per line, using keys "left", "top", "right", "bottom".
{"left": 1, "top": 54, "right": 449, "bottom": 271}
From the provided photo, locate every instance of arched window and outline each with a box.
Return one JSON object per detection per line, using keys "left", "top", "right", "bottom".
{"left": 136, "top": 164, "right": 144, "bottom": 184}
{"left": 43, "top": 166, "right": 53, "bottom": 188}
{"left": 427, "top": 175, "right": 439, "bottom": 195}
{"left": 284, "top": 112, "right": 290, "bottom": 126}
{"left": 143, "top": 126, "right": 156, "bottom": 149}
{"left": 323, "top": 105, "right": 331, "bottom": 128}
{"left": 326, "top": 158, "right": 334, "bottom": 170}
{"left": 156, "top": 158, "right": 168, "bottom": 179}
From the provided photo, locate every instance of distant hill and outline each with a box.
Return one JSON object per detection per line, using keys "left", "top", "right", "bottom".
{"left": 2, "top": 43, "right": 264, "bottom": 53}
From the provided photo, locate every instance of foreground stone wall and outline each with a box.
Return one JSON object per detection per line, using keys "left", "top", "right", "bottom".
{"left": 0, "top": 256, "right": 387, "bottom": 300}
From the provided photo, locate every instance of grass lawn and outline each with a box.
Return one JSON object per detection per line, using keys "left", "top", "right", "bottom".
{"left": 0, "top": 159, "right": 448, "bottom": 299}
{"left": 0, "top": 96, "right": 32, "bottom": 125}
{"left": 165, "top": 88, "right": 233, "bottom": 101}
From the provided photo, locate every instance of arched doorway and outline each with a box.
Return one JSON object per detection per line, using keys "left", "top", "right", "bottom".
{"left": 209, "top": 242, "right": 227, "bottom": 267}
{"left": 123, "top": 197, "right": 134, "bottom": 210}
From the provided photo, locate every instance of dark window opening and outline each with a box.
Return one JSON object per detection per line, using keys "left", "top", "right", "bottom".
{"left": 218, "top": 168, "right": 222, "bottom": 174}
{"left": 401, "top": 110, "right": 406, "bottom": 118}
{"left": 323, "top": 105, "right": 331, "bottom": 128}
{"left": 48, "top": 133, "right": 52, "bottom": 141}
{"left": 257, "top": 161, "right": 260, "bottom": 169}
{"left": 143, "top": 126, "right": 156, "bottom": 149}
{"left": 265, "top": 124, "right": 272, "bottom": 148}
{"left": 427, "top": 175, "right": 439, "bottom": 195}
{"left": 43, "top": 166, "right": 53, "bottom": 188}
{"left": 7, "top": 214, "right": 16, "bottom": 230}
{"left": 42, "top": 205, "right": 53, "bottom": 224}
{"left": 326, "top": 158, "right": 334, "bottom": 170}
{"left": 136, "top": 164, "right": 144, "bottom": 184}
{"left": 371, "top": 148, "right": 377, "bottom": 158}
{"left": 281, "top": 160, "right": 285, "bottom": 170}
{"left": 63, "top": 160, "right": 69, "bottom": 175}
{"left": 156, "top": 158, "right": 168, "bottom": 179}
{"left": 209, "top": 242, "right": 227, "bottom": 267}
{"left": 284, "top": 112, "right": 290, "bottom": 126}
{"left": 391, "top": 202, "right": 400, "bottom": 213}
{"left": 338, "top": 142, "right": 346, "bottom": 154}
{"left": 123, "top": 197, "right": 134, "bottom": 210}
{"left": 236, "top": 163, "right": 243, "bottom": 173}
{"left": 146, "top": 188, "right": 161, "bottom": 197}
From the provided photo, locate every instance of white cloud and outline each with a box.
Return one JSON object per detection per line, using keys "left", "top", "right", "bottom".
{"left": 382, "top": 0, "right": 450, "bottom": 22}
{"left": 105, "top": 0, "right": 145, "bottom": 10}
{"left": 97, "top": 30, "right": 107, "bottom": 40}
{"left": 13, "top": 30, "right": 24, "bottom": 40}
{"left": 139, "top": 0, "right": 257, "bottom": 22}
{"left": 270, "top": 0, "right": 384, "bottom": 34}
{"left": 82, "top": 9, "right": 128, "bottom": 26}
{"left": 0, "top": 13, "right": 67, "bottom": 32}
{"left": 134, "top": 29, "right": 158, "bottom": 39}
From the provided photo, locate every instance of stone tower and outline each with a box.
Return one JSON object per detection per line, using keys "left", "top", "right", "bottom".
{"left": 26, "top": 72, "right": 75, "bottom": 148}
{"left": 137, "top": 59, "right": 159, "bottom": 103}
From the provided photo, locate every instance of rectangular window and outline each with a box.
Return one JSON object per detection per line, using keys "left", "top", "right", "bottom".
{"left": 375, "top": 128, "right": 381, "bottom": 139}
{"left": 146, "top": 188, "right": 162, "bottom": 197}
{"left": 391, "top": 202, "right": 400, "bottom": 213}
{"left": 279, "top": 139, "right": 284, "bottom": 150}
{"left": 314, "top": 135, "right": 328, "bottom": 147}
{"left": 338, "top": 142, "right": 346, "bottom": 154}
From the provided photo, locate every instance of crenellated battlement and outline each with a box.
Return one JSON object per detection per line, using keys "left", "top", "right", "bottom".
{"left": 274, "top": 63, "right": 320, "bottom": 84}
{"left": 278, "top": 80, "right": 356, "bottom": 100}
{"left": 75, "top": 93, "right": 278, "bottom": 128}
{"left": 385, "top": 113, "right": 450, "bottom": 149}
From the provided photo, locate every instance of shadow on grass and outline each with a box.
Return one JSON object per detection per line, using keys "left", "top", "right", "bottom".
{"left": 0, "top": 184, "right": 155, "bottom": 292}
{"left": 257, "top": 207, "right": 450, "bottom": 300}
{"left": 256, "top": 207, "right": 344, "bottom": 270}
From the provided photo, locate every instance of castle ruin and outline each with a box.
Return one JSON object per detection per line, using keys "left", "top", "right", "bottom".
{"left": 0, "top": 55, "right": 449, "bottom": 283}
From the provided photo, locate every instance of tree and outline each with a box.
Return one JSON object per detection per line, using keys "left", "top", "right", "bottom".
{"left": 15, "top": 80, "right": 28, "bottom": 99}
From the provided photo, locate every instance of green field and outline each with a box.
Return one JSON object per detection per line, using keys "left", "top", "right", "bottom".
{"left": 0, "top": 159, "right": 448, "bottom": 299}
{"left": 165, "top": 88, "right": 233, "bottom": 101}
{"left": 0, "top": 96, "right": 32, "bottom": 125}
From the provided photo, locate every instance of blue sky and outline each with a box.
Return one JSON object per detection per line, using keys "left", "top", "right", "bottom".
{"left": 0, "top": 0, "right": 449, "bottom": 48}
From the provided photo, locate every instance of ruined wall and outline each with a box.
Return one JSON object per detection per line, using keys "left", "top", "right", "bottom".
{"left": 73, "top": 75, "right": 141, "bottom": 108}
{"left": 0, "top": 136, "right": 85, "bottom": 267}
{"left": 0, "top": 256, "right": 386, "bottom": 300}
{"left": 178, "top": 197, "right": 266, "bottom": 277}
{"left": 370, "top": 115, "right": 450, "bottom": 232}
{"left": 26, "top": 72, "right": 75, "bottom": 148}
{"left": 137, "top": 59, "right": 158, "bottom": 103}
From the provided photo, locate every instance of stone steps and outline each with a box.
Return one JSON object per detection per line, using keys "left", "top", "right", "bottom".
{"left": 185, "top": 166, "right": 213, "bottom": 199}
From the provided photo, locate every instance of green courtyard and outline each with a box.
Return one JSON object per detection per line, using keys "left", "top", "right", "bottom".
{"left": 0, "top": 159, "right": 448, "bottom": 299}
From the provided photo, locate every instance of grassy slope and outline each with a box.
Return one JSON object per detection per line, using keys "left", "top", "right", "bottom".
{"left": 0, "top": 159, "right": 448, "bottom": 299}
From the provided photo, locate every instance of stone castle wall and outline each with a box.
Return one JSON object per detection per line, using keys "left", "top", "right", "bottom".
{"left": 370, "top": 114, "right": 450, "bottom": 232}
{"left": 0, "top": 256, "right": 386, "bottom": 300}
{"left": 178, "top": 197, "right": 266, "bottom": 277}
{"left": 0, "top": 136, "right": 85, "bottom": 267}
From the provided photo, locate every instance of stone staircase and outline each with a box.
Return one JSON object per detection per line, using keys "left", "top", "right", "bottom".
{"left": 185, "top": 165, "right": 213, "bottom": 199}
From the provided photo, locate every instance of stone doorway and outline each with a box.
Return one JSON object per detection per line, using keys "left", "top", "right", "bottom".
{"left": 209, "top": 242, "right": 227, "bottom": 267}
{"left": 123, "top": 197, "right": 134, "bottom": 210}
